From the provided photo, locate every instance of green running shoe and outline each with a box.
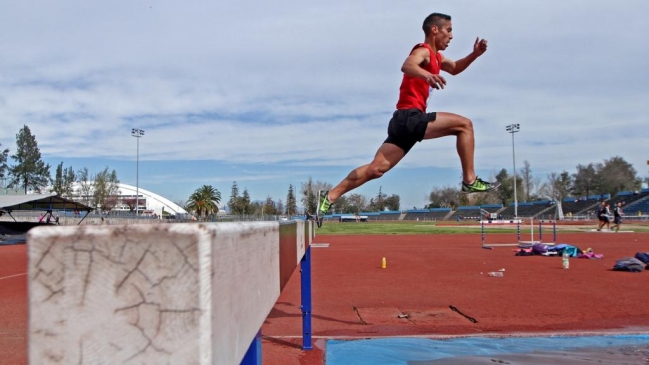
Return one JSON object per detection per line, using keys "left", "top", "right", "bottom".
{"left": 461, "top": 177, "right": 500, "bottom": 193}
{"left": 316, "top": 190, "right": 332, "bottom": 228}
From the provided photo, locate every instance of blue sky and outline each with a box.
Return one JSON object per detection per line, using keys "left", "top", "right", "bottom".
{"left": 1, "top": 0, "right": 648, "bottom": 209}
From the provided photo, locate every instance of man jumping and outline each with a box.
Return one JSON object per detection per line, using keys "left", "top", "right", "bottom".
{"left": 317, "top": 13, "right": 499, "bottom": 227}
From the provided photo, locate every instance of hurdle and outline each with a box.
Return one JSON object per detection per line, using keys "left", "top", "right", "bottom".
{"left": 27, "top": 220, "right": 313, "bottom": 365}
{"left": 481, "top": 218, "right": 556, "bottom": 248}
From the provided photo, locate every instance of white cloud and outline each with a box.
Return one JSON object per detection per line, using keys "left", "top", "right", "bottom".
{"left": 1, "top": 0, "right": 648, "bottom": 208}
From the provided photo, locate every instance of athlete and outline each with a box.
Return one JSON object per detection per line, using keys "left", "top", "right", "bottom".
{"left": 611, "top": 202, "right": 624, "bottom": 232}
{"left": 316, "top": 13, "right": 499, "bottom": 227}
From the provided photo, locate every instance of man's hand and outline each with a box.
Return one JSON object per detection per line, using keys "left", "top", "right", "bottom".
{"left": 424, "top": 73, "right": 447, "bottom": 90}
{"left": 473, "top": 38, "right": 488, "bottom": 57}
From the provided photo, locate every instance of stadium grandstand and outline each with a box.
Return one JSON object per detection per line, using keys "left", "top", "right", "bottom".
{"left": 481, "top": 204, "right": 504, "bottom": 214}
{"left": 498, "top": 200, "right": 556, "bottom": 219}
{"left": 402, "top": 208, "right": 452, "bottom": 221}
{"left": 620, "top": 188, "right": 649, "bottom": 217}
{"left": 375, "top": 211, "right": 402, "bottom": 221}
{"left": 447, "top": 206, "right": 482, "bottom": 221}
{"left": 561, "top": 196, "right": 602, "bottom": 216}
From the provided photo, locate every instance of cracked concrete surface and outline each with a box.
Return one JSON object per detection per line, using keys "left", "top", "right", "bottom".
{"left": 29, "top": 224, "right": 207, "bottom": 364}
{"left": 27, "top": 221, "right": 294, "bottom": 365}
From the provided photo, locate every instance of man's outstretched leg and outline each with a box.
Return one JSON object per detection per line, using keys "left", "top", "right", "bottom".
{"left": 316, "top": 143, "right": 406, "bottom": 227}
{"left": 423, "top": 112, "right": 499, "bottom": 193}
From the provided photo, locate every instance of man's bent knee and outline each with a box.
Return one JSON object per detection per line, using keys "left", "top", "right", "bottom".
{"left": 459, "top": 117, "right": 474, "bottom": 132}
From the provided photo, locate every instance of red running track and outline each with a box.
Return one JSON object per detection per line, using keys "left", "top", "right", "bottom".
{"left": 262, "top": 232, "right": 649, "bottom": 364}
{"left": 2, "top": 232, "right": 649, "bottom": 365}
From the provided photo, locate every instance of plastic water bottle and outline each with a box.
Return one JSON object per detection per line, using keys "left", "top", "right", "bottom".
{"left": 488, "top": 271, "right": 503, "bottom": 277}
{"left": 562, "top": 250, "right": 570, "bottom": 269}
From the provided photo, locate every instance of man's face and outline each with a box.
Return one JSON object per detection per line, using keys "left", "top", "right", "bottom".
{"left": 433, "top": 20, "right": 453, "bottom": 50}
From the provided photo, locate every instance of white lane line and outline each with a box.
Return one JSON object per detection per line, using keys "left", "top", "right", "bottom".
{"left": 0, "top": 273, "right": 26, "bottom": 280}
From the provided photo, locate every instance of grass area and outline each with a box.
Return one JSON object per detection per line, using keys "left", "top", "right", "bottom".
{"left": 316, "top": 221, "right": 519, "bottom": 235}
{"left": 315, "top": 220, "right": 649, "bottom": 235}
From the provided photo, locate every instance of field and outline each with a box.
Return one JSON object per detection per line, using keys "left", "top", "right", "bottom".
{"left": 316, "top": 219, "right": 649, "bottom": 235}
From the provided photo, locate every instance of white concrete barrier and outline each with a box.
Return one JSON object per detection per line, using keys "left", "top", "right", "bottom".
{"left": 28, "top": 221, "right": 311, "bottom": 365}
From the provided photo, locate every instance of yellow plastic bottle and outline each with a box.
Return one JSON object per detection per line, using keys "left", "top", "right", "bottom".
{"left": 381, "top": 257, "right": 387, "bottom": 269}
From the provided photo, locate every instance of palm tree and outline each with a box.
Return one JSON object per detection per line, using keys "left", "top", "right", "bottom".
{"left": 186, "top": 185, "right": 221, "bottom": 220}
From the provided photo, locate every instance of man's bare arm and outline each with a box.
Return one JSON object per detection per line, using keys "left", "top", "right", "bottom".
{"left": 442, "top": 38, "right": 487, "bottom": 75}
{"left": 401, "top": 47, "right": 447, "bottom": 89}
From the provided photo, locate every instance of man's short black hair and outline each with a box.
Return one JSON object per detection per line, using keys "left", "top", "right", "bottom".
{"left": 423, "top": 13, "right": 451, "bottom": 36}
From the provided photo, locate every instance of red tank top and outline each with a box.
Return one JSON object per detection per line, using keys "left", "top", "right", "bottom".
{"left": 396, "top": 43, "right": 443, "bottom": 112}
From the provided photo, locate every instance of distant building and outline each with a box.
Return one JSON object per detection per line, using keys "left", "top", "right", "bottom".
{"left": 106, "top": 183, "right": 188, "bottom": 217}
{"left": 42, "top": 183, "right": 187, "bottom": 217}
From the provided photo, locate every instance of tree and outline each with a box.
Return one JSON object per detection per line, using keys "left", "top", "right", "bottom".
{"left": 332, "top": 193, "right": 369, "bottom": 214}
{"left": 494, "top": 168, "right": 523, "bottom": 206}
{"left": 92, "top": 167, "right": 120, "bottom": 211}
{"left": 595, "top": 156, "right": 641, "bottom": 195}
{"left": 495, "top": 169, "right": 512, "bottom": 206}
{"left": 369, "top": 186, "right": 387, "bottom": 212}
{"left": 123, "top": 198, "right": 137, "bottom": 213}
{"left": 186, "top": 185, "right": 221, "bottom": 219}
{"left": 539, "top": 171, "right": 572, "bottom": 202}
{"left": 249, "top": 201, "right": 263, "bottom": 215}
{"left": 239, "top": 188, "right": 252, "bottom": 215}
{"left": 571, "top": 163, "right": 598, "bottom": 198}
{"left": 384, "top": 194, "right": 400, "bottom": 211}
{"left": 520, "top": 160, "right": 540, "bottom": 201}
{"left": 262, "top": 196, "right": 278, "bottom": 215}
{"left": 276, "top": 199, "right": 284, "bottom": 216}
{"left": 427, "top": 185, "right": 461, "bottom": 209}
{"left": 8, "top": 125, "right": 51, "bottom": 193}
{"left": 228, "top": 181, "right": 241, "bottom": 214}
{"left": 301, "top": 177, "right": 317, "bottom": 215}
{"left": 0, "top": 143, "right": 8, "bottom": 184}
{"left": 285, "top": 184, "right": 298, "bottom": 216}
{"left": 51, "top": 162, "right": 76, "bottom": 197}
{"left": 301, "top": 177, "right": 331, "bottom": 214}
{"left": 76, "top": 167, "right": 93, "bottom": 205}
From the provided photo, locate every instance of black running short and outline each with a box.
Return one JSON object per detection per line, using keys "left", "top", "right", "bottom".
{"left": 384, "top": 109, "right": 437, "bottom": 154}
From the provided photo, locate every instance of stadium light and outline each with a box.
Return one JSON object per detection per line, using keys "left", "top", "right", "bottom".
{"left": 506, "top": 124, "right": 520, "bottom": 218}
{"left": 131, "top": 128, "right": 145, "bottom": 216}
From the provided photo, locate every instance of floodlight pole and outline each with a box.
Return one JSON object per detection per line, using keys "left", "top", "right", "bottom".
{"left": 506, "top": 124, "right": 520, "bottom": 218}
{"left": 131, "top": 128, "right": 145, "bottom": 216}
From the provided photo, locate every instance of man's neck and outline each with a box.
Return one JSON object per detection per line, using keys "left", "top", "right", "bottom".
{"left": 425, "top": 39, "right": 438, "bottom": 55}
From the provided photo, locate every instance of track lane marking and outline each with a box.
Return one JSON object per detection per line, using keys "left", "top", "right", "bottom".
{"left": 0, "top": 273, "right": 26, "bottom": 280}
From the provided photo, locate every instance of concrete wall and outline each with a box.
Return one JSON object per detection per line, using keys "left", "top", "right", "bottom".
{"left": 27, "top": 221, "right": 312, "bottom": 365}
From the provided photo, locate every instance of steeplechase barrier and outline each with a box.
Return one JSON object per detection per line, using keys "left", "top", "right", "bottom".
{"left": 27, "top": 221, "right": 313, "bottom": 365}
{"left": 481, "top": 218, "right": 556, "bottom": 248}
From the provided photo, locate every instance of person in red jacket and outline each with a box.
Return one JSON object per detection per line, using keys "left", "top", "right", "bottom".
{"left": 316, "top": 13, "right": 499, "bottom": 227}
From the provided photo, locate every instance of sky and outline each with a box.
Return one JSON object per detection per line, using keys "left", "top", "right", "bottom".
{"left": 1, "top": 0, "right": 648, "bottom": 210}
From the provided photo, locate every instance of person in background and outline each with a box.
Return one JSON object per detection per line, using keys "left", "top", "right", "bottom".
{"left": 611, "top": 201, "right": 624, "bottom": 232}
{"left": 596, "top": 201, "right": 609, "bottom": 231}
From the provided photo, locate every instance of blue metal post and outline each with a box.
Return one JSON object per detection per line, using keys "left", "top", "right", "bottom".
{"left": 300, "top": 246, "right": 313, "bottom": 350}
{"left": 240, "top": 330, "right": 262, "bottom": 365}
